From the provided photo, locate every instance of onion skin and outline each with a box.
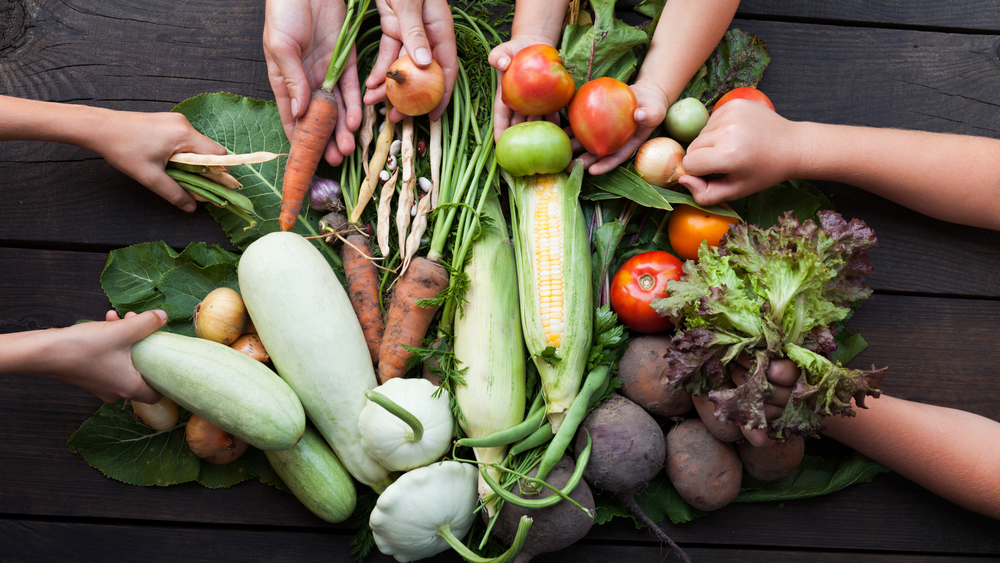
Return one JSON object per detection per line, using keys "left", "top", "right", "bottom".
{"left": 186, "top": 414, "right": 249, "bottom": 464}
{"left": 385, "top": 55, "right": 445, "bottom": 116}
{"left": 634, "top": 137, "right": 686, "bottom": 188}
{"left": 230, "top": 333, "right": 270, "bottom": 363}
{"left": 193, "top": 287, "right": 248, "bottom": 345}
{"left": 131, "top": 396, "right": 179, "bottom": 431}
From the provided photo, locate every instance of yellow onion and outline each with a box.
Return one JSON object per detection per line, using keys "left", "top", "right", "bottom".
{"left": 230, "top": 333, "right": 270, "bottom": 363}
{"left": 185, "top": 414, "right": 249, "bottom": 464}
{"left": 634, "top": 137, "right": 686, "bottom": 188}
{"left": 385, "top": 55, "right": 445, "bottom": 116}
{"left": 131, "top": 396, "right": 179, "bottom": 431}
{"left": 193, "top": 287, "right": 247, "bottom": 345}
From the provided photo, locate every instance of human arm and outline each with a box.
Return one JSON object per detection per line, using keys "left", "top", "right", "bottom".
{"left": 263, "top": 0, "right": 362, "bottom": 165}
{"left": 0, "top": 310, "right": 167, "bottom": 404}
{"left": 488, "top": 0, "right": 570, "bottom": 140}
{"left": 0, "top": 95, "right": 226, "bottom": 212}
{"left": 363, "top": 0, "right": 457, "bottom": 122}
{"left": 680, "top": 100, "right": 1000, "bottom": 230}
{"left": 581, "top": 0, "right": 739, "bottom": 174}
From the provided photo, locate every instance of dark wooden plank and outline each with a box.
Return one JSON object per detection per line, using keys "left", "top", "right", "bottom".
{"left": 3, "top": 519, "right": 1000, "bottom": 563}
{"left": 737, "top": 0, "right": 1000, "bottom": 32}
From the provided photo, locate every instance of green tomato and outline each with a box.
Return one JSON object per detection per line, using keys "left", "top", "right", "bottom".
{"left": 664, "top": 98, "right": 709, "bottom": 143}
{"left": 496, "top": 121, "right": 572, "bottom": 176}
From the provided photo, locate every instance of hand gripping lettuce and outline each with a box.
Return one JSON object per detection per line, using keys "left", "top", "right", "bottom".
{"left": 652, "top": 211, "right": 887, "bottom": 439}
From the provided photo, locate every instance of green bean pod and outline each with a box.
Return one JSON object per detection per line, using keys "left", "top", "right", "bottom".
{"left": 508, "top": 421, "right": 553, "bottom": 457}
{"left": 458, "top": 406, "right": 544, "bottom": 448}
{"left": 533, "top": 364, "right": 609, "bottom": 483}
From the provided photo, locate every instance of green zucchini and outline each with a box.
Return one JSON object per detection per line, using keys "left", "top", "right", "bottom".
{"left": 238, "top": 231, "right": 391, "bottom": 489}
{"left": 265, "top": 427, "right": 357, "bottom": 523}
{"left": 131, "top": 331, "right": 305, "bottom": 450}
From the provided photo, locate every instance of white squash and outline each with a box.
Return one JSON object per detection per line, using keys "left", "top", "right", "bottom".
{"left": 238, "top": 231, "right": 390, "bottom": 489}
{"left": 358, "top": 378, "right": 453, "bottom": 471}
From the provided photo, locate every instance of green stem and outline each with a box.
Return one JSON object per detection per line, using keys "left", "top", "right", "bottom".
{"left": 365, "top": 390, "right": 423, "bottom": 442}
{"left": 437, "top": 516, "right": 532, "bottom": 563}
{"left": 321, "top": 0, "right": 372, "bottom": 91}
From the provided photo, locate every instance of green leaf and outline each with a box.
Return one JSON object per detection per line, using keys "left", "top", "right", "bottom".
{"left": 680, "top": 29, "right": 771, "bottom": 107}
{"left": 734, "top": 452, "right": 889, "bottom": 502}
{"left": 634, "top": 0, "right": 666, "bottom": 19}
{"left": 592, "top": 219, "right": 626, "bottom": 301}
{"left": 560, "top": 0, "right": 649, "bottom": 88}
{"left": 732, "top": 180, "right": 831, "bottom": 229}
{"left": 830, "top": 328, "right": 869, "bottom": 366}
{"left": 171, "top": 93, "right": 343, "bottom": 277}
{"left": 100, "top": 242, "right": 241, "bottom": 335}
{"left": 67, "top": 400, "right": 285, "bottom": 489}
{"left": 584, "top": 166, "right": 739, "bottom": 218}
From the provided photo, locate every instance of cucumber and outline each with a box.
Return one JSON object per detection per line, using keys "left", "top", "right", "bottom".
{"left": 238, "top": 232, "right": 391, "bottom": 489}
{"left": 131, "top": 331, "right": 305, "bottom": 450}
{"left": 265, "top": 427, "right": 357, "bottom": 523}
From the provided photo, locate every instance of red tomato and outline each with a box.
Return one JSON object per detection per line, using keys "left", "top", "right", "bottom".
{"left": 712, "top": 86, "right": 775, "bottom": 113}
{"left": 667, "top": 204, "right": 740, "bottom": 261}
{"left": 610, "top": 251, "right": 684, "bottom": 333}
{"left": 501, "top": 45, "right": 576, "bottom": 116}
{"left": 568, "top": 77, "right": 638, "bottom": 157}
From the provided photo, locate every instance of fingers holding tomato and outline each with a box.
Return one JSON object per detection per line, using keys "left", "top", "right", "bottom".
{"left": 712, "top": 86, "right": 774, "bottom": 113}
{"left": 610, "top": 251, "right": 684, "bottom": 334}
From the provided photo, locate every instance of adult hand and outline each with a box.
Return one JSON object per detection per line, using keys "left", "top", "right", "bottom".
{"left": 263, "top": 0, "right": 362, "bottom": 165}
{"left": 364, "top": 0, "right": 457, "bottom": 122}
{"left": 729, "top": 357, "right": 801, "bottom": 447}
{"left": 93, "top": 111, "right": 226, "bottom": 213}
{"left": 488, "top": 35, "right": 563, "bottom": 141}
{"left": 679, "top": 99, "right": 800, "bottom": 206}
{"left": 40, "top": 310, "right": 166, "bottom": 403}
{"left": 570, "top": 80, "right": 668, "bottom": 175}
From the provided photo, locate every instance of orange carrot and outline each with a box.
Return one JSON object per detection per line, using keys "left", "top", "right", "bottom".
{"left": 377, "top": 256, "right": 449, "bottom": 382}
{"left": 279, "top": 89, "right": 338, "bottom": 231}
{"left": 343, "top": 233, "right": 384, "bottom": 367}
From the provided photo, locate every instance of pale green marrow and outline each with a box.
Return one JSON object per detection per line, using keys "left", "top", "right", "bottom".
{"left": 131, "top": 331, "right": 305, "bottom": 450}
{"left": 265, "top": 427, "right": 357, "bottom": 523}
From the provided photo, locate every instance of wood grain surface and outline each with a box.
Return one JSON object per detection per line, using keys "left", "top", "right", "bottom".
{"left": 2, "top": 0, "right": 999, "bottom": 561}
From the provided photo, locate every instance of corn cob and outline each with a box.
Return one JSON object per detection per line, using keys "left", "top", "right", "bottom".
{"left": 506, "top": 162, "right": 592, "bottom": 433}
{"left": 453, "top": 194, "right": 526, "bottom": 512}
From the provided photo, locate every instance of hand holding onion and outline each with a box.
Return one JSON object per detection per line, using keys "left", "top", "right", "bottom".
{"left": 385, "top": 55, "right": 445, "bottom": 117}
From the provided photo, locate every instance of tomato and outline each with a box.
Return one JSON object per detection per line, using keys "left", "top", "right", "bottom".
{"left": 568, "top": 77, "right": 638, "bottom": 157}
{"left": 664, "top": 97, "right": 709, "bottom": 143}
{"left": 712, "top": 86, "right": 775, "bottom": 113}
{"left": 501, "top": 45, "right": 576, "bottom": 116}
{"left": 610, "top": 251, "right": 684, "bottom": 333}
{"left": 496, "top": 121, "right": 573, "bottom": 176}
{"left": 667, "top": 204, "right": 740, "bottom": 261}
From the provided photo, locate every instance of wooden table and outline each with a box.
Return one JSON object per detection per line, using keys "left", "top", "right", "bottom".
{"left": 2, "top": 1, "right": 999, "bottom": 561}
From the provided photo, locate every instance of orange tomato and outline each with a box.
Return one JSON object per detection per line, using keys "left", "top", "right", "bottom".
{"left": 667, "top": 204, "right": 740, "bottom": 261}
{"left": 712, "top": 86, "right": 775, "bottom": 113}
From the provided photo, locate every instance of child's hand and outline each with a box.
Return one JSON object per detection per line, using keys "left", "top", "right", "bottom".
{"left": 574, "top": 80, "right": 668, "bottom": 175}
{"left": 364, "top": 0, "right": 457, "bottom": 122}
{"left": 90, "top": 111, "right": 227, "bottom": 212}
{"left": 489, "top": 35, "right": 563, "bottom": 141}
{"left": 263, "top": 0, "right": 362, "bottom": 165}
{"left": 35, "top": 310, "right": 167, "bottom": 403}
{"left": 729, "top": 356, "right": 801, "bottom": 447}
{"left": 679, "top": 100, "right": 801, "bottom": 206}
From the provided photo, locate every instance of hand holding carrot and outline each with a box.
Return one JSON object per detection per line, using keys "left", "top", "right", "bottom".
{"left": 263, "top": 0, "right": 363, "bottom": 166}
{"left": 364, "top": 0, "right": 458, "bottom": 122}
{"left": 0, "top": 310, "right": 166, "bottom": 403}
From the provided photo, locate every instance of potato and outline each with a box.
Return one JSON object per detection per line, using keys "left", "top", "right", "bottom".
{"left": 736, "top": 434, "right": 805, "bottom": 481}
{"left": 666, "top": 418, "right": 742, "bottom": 511}
{"left": 616, "top": 335, "right": 693, "bottom": 417}
{"left": 692, "top": 392, "right": 742, "bottom": 442}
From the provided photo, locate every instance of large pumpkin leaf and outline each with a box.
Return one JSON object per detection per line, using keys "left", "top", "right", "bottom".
{"left": 68, "top": 400, "right": 286, "bottom": 489}
{"left": 171, "top": 93, "right": 342, "bottom": 275}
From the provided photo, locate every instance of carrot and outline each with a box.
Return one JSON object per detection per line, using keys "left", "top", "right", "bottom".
{"left": 343, "top": 233, "right": 385, "bottom": 367}
{"left": 377, "top": 256, "right": 449, "bottom": 382}
{"left": 279, "top": 89, "right": 339, "bottom": 231}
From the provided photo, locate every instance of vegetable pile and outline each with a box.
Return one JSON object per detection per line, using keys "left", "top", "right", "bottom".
{"left": 65, "top": 2, "right": 895, "bottom": 562}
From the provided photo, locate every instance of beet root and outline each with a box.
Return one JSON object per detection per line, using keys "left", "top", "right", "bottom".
{"left": 666, "top": 418, "right": 742, "bottom": 511}
{"left": 617, "top": 335, "right": 693, "bottom": 417}
{"left": 491, "top": 456, "right": 595, "bottom": 563}
{"left": 736, "top": 434, "right": 805, "bottom": 481}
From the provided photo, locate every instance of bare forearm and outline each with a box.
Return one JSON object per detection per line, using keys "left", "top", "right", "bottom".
{"left": 511, "top": 0, "right": 570, "bottom": 45}
{"left": 635, "top": 0, "right": 739, "bottom": 105}
{"left": 822, "top": 394, "right": 1000, "bottom": 519}
{"left": 0, "top": 95, "right": 113, "bottom": 152}
{"left": 793, "top": 121, "right": 1000, "bottom": 230}
{"left": 0, "top": 330, "right": 59, "bottom": 376}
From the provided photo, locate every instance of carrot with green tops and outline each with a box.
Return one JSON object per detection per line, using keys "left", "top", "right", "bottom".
{"left": 343, "top": 233, "right": 385, "bottom": 367}
{"left": 278, "top": 0, "right": 371, "bottom": 232}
